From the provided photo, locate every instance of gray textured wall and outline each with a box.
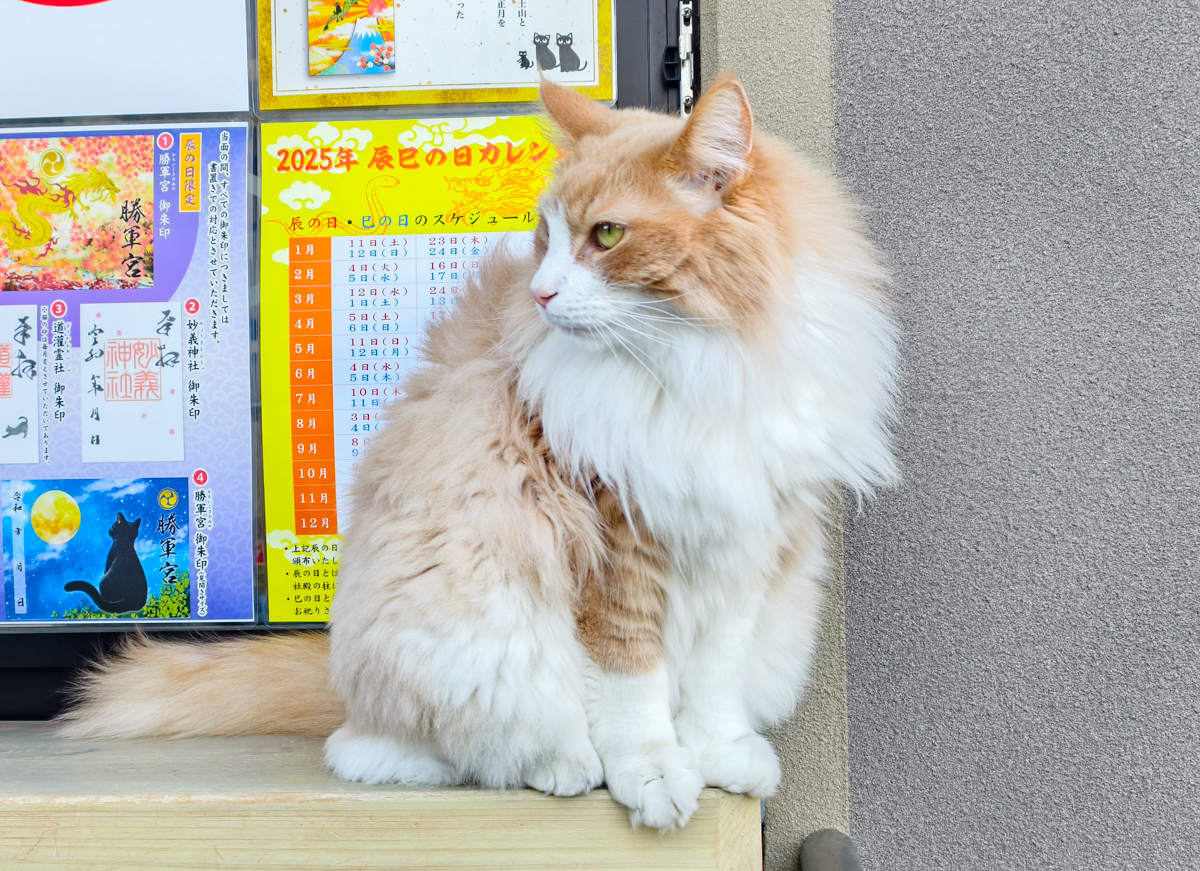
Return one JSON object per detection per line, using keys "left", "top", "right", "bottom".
{"left": 836, "top": 2, "right": 1200, "bottom": 869}
{"left": 700, "top": 0, "right": 835, "bottom": 168}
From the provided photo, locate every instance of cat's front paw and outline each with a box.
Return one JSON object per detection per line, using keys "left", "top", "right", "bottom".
{"left": 524, "top": 743, "right": 604, "bottom": 796}
{"left": 693, "top": 732, "right": 781, "bottom": 798}
{"left": 602, "top": 742, "right": 705, "bottom": 830}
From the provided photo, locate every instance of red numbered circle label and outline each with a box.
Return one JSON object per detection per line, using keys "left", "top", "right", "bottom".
{"left": 50, "top": 300, "right": 67, "bottom": 318}
{"left": 184, "top": 298, "right": 201, "bottom": 315}
{"left": 157, "top": 132, "right": 174, "bottom": 150}
{"left": 192, "top": 469, "right": 209, "bottom": 486}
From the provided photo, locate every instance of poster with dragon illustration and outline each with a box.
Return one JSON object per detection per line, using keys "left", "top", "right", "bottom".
{"left": 0, "top": 125, "right": 256, "bottom": 628}
{"left": 0, "top": 136, "right": 154, "bottom": 291}
{"left": 259, "top": 116, "right": 554, "bottom": 623}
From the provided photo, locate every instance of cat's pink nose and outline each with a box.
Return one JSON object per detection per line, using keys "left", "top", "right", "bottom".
{"left": 531, "top": 288, "right": 557, "bottom": 308}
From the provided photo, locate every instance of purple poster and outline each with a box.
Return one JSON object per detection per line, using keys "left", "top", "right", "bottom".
{"left": 0, "top": 123, "right": 254, "bottom": 625}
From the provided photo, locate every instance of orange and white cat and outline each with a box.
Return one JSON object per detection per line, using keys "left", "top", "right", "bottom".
{"left": 60, "top": 75, "right": 897, "bottom": 831}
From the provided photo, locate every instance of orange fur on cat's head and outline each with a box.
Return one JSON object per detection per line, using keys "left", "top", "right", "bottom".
{"left": 535, "top": 74, "right": 878, "bottom": 333}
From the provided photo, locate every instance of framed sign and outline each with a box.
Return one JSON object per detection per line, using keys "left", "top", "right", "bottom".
{"left": 0, "top": 124, "right": 256, "bottom": 626}
{"left": 0, "top": 0, "right": 250, "bottom": 119}
{"left": 257, "top": 115, "right": 554, "bottom": 621}
{"left": 257, "top": 0, "right": 615, "bottom": 111}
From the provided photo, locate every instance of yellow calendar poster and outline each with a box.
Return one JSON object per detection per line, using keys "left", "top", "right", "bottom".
{"left": 260, "top": 116, "right": 556, "bottom": 622}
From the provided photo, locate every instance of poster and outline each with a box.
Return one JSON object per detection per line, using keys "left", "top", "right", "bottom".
{"left": 259, "top": 0, "right": 614, "bottom": 110}
{"left": 259, "top": 116, "right": 555, "bottom": 622}
{"left": 1, "top": 0, "right": 250, "bottom": 119}
{"left": 0, "top": 124, "right": 255, "bottom": 626}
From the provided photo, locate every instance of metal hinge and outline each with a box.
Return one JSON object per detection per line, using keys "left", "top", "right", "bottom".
{"left": 662, "top": 0, "right": 696, "bottom": 117}
{"left": 678, "top": 0, "right": 695, "bottom": 117}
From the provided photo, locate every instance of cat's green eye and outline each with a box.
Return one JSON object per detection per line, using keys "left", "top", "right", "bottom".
{"left": 594, "top": 222, "right": 625, "bottom": 250}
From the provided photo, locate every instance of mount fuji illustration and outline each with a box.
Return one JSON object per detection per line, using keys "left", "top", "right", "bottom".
{"left": 317, "top": 15, "right": 395, "bottom": 76}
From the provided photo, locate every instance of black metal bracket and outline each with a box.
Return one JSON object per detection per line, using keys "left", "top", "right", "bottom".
{"left": 663, "top": 45, "right": 682, "bottom": 84}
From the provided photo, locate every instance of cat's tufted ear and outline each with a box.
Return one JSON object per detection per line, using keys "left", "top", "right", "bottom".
{"left": 540, "top": 77, "right": 607, "bottom": 141}
{"left": 671, "top": 72, "right": 754, "bottom": 189}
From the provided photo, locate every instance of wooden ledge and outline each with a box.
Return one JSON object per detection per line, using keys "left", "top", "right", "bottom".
{"left": 0, "top": 722, "right": 761, "bottom": 870}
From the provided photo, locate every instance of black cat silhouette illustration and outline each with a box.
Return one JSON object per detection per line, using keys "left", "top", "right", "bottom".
{"left": 533, "top": 33, "right": 557, "bottom": 70}
{"left": 3, "top": 417, "right": 28, "bottom": 439}
{"left": 518, "top": 50, "right": 533, "bottom": 69}
{"left": 556, "top": 33, "right": 587, "bottom": 72}
{"left": 63, "top": 513, "right": 147, "bottom": 614}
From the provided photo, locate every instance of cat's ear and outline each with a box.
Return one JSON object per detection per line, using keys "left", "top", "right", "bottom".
{"left": 132, "top": 518, "right": 141, "bottom": 533}
{"left": 540, "top": 77, "right": 607, "bottom": 141}
{"left": 116, "top": 512, "right": 126, "bottom": 523}
{"left": 671, "top": 72, "right": 754, "bottom": 190}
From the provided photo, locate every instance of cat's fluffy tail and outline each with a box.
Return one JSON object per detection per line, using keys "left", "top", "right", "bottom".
{"left": 55, "top": 633, "right": 344, "bottom": 739}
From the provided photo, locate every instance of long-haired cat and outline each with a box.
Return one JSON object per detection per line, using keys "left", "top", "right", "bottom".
{"left": 58, "top": 75, "right": 897, "bottom": 831}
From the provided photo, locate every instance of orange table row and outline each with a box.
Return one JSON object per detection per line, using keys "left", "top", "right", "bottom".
{"left": 292, "top": 410, "right": 334, "bottom": 435}
{"left": 295, "top": 484, "right": 337, "bottom": 510}
{"left": 291, "top": 336, "right": 333, "bottom": 361}
{"left": 293, "top": 460, "right": 336, "bottom": 485}
{"left": 288, "top": 237, "right": 332, "bottom": 261}
{"left": 289, "top": 263, "right": 332, "bottom": 287}
{"left": 291, "top": 362, "right": 333, "bottom": 386}
{"left": 290, "top": 287, "right": 332, "bottom": 311}
{"left": 290, "top": 310, "right": 333, "bottom": 335}
{"left": 296, "top": 508, "right": 338, "bottom": 534}
{"left": 293, "top": 435, "right": 336, "bottom": 460}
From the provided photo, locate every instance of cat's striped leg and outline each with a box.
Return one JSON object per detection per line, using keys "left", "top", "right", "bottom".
{"left": 577, "top": 493, "right": 703, "bottom": 831}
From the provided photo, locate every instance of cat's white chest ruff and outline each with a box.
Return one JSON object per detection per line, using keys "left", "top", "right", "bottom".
{"left": 522, "top": 328, "right": 798, "bottom": 571}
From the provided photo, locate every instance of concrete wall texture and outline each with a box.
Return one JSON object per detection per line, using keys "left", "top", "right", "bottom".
{"left": 702, "top": 0, "right": 1199, "bottom": 868}
{"left": 836, "top": 2, "right": 1200, "bottom": 869}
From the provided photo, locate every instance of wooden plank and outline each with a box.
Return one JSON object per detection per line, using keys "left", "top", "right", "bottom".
{"left": 0, "top": 723, "right": 762, "bottom": 870}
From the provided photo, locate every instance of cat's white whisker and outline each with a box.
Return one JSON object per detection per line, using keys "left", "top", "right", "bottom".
{"left": 601, "top": 324, "right": 669, "bottom": 396}
{"left": 611, "top": 318, "right": 682, "bottom": 352}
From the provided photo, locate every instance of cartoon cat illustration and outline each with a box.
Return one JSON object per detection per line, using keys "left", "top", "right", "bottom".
{"left": 533, "top": 33, "right": 558, "bottom": 70}
{"left": 556, "top": 33, "right": 587, "bottom": 72}
{"left": 518, "top": 50, "right": 533, "bottom": 70}
{"left": 63, "top": 513, "right": 147, "bottom": 614}
{"left": 2, "top": 417, "right": 28, "bottom": 439}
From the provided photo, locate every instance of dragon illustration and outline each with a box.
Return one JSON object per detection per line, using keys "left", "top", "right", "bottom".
{"left": 322, "top": 0, "right": 359, "bottom": 31}
{"left": 446, "top": 162, "right": 544, "bottom": 219}
{"left": 366, "top": 175, "right": 401, "bottom": 229}
{"left": 0, "top": 165, "right": 120, "bottom": 259}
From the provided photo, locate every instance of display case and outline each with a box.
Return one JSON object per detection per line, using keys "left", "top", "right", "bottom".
{"left": 0, "top": 0, "right": 699, "bottom": 718}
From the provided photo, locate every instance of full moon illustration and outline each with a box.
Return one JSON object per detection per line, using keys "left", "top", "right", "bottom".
{"left": 30, "top": 490, "right": 81, "bottom": 545}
